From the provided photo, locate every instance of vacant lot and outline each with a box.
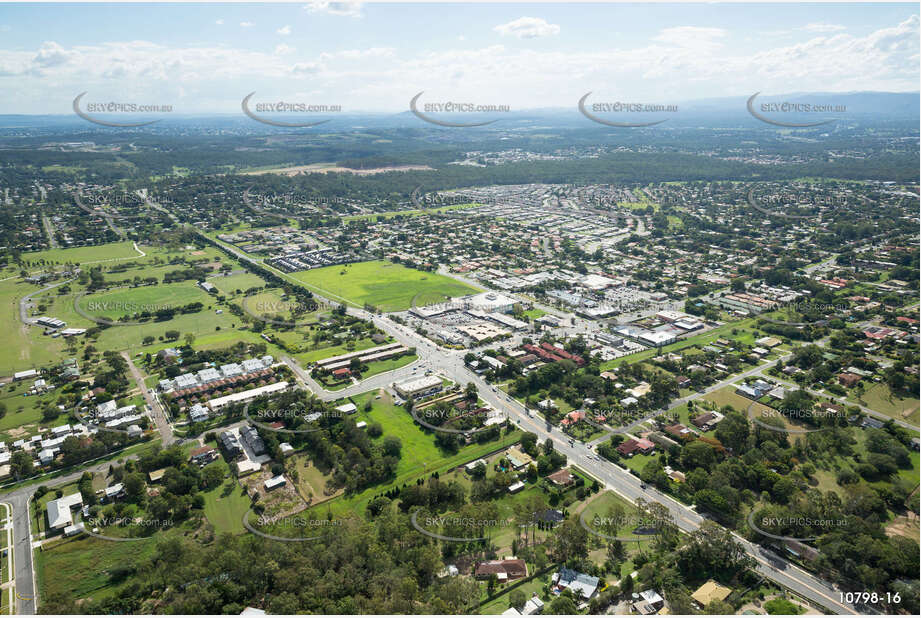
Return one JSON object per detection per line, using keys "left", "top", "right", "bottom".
{"left": 289, "top": 260, "right": 479, "bottom": 311}
{"left": 858, "top": 383, "right": 920, "bottom": 425}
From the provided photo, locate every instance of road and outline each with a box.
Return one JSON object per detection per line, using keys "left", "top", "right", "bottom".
{"left": 18, "top": 277, "right": 74, "bottom": 326}
{"left": 121, "top": 352, "right": 175, "bottom": 444}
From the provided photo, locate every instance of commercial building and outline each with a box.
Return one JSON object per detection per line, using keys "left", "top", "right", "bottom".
{"left": 394, "top": 375, "right": 443, "bottom": 399}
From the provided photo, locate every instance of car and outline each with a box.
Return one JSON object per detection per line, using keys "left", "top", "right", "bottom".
{"left": 640, "top": 482, "right": 648, "bottom": 489}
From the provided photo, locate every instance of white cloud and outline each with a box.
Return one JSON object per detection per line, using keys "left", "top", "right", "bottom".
{"left": 304, "top": 2, "right": 363, "bottom": 18}
{"left": 493, "top": 17, "right": 560, "bottom": 39}
{"left": 33, "top": 41, "right": 72, "bottom": 68}
{"left": 801, "top": 23, "right": 846, "bottom": 33}
{"left": 215, "top": 19, "right": 224, "bottom": 26}
{"left": 0, "top": 15, "right": 916, "bottom": 113}
{"left": 240, "top": 22, "right": 254, "bottom": 28}
{"left": 277, "top": 25, "right": 291, "bottom": 36}
{"left": 653, "top": 26, "right": 726, "bottom": 52}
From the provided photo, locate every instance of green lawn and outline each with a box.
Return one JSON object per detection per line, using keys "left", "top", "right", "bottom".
{"left": 297, "top": 389, "right": 522, "bottom": 520}
{"left": 201, "top": 477, "right": 252, "bottom": 534}
{"left": 289, "top": 260, "right": 480, "bottom": 311}
{"left": 856, "top": 383, "right": 920, "bottom": 425}
{"left": 76, "top": 282, "right": 210, "bottom": 321}
{"left": 18, "top": 241, "right": 143, "bottom": 267}
{"left": 35, "top": 533, "right": 159, "bottom": 605}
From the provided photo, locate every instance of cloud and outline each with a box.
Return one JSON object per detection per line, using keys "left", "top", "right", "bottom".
{"left": 215, "top": 19, "right": 224, "bottom": 25}
{"left": 304, "top": 2, "right": 363, "bottom": 18}
{"left": 275, "top": 44, "right": 295, "bottom": 56}
{"left": 801, "top": 23, "right": 846, "bottom": 33}
{"left": 493, "top": 17, "right": 560, "bottom": 39}
{"left": 240, "top": 22, "right": 254, "bottom": 28}
{"left": 653, "top": 26, "right": 726, "bottom": 52}
{"left": 277, "top": 25, "right": 291, "bottom": 36}
{"left": 33, "top": 41, "right": 72, "bottom": 68}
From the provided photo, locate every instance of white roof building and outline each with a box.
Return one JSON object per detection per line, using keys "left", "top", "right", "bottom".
{"left": 47, "top": 493, "right": 84, "bottom": 529}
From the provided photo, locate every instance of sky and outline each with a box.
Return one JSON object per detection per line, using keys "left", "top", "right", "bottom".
{"left": 0, "top": 1, "right": 918, "bottom": 115}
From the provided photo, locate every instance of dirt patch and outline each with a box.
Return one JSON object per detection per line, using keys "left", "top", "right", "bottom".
{"left": 885, "top": 511, "right": 919, "bottom": 540}
{"left": 241, "top": 164, "right": 434, "bottom": 177}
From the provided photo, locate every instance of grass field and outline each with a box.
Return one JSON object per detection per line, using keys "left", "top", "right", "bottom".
{"left": 289, "top": 260, "right": 480, "bottom": 311}
{"left": 35, "top": 533, "right": 159, "bottom": 605}
{"left": 76, "top": 282, "right": 211, "bottom": 321}
{"left": 202, "top": 478, "right": 252, "bottom": 534}
{"left": 857, "top": 383, "right": 920, "bottom": 425}
{"left": 297, "top": 388, "right": 521, "bottom": 520}
{"left": 17, "top": 241, "right": 143, "bottom": 267}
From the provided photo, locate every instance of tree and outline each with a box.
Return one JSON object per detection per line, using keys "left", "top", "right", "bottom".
{"left": 10, "top": 451, "right": 33, "bottom": 479}
{"left": 123, "top": 472, "right": 146, "bottom": 503}
{"left": 547, "top": 594, "right": 577, "bottom": 615}
{"left": 509, "top": 590, "right": 526, "bottom": 610}
{"left": 184, "top": 332, "right": 196, "bottom": 347}
{"left": 549, "top": 518, "right": 588, "bottom": 563}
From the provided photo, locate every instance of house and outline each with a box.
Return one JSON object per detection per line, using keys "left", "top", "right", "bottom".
{"left": 505, "top": 448, "right": 533, "bottom": 470}
{"left": 475, "top": 558, "right": 528, "bottom": 581}
{"left": 553, "top": 567, "right": 599, "bottom": 599}
{"left": 332, "top": 367, "right": 352, "bottom": 379}
{"left": 264, "top": 475, "right": 286, "bottom": 491}
{"left": 664, "top": 424, "right": 693, "bottom": 440}
{"left": 335, "top": 403, "right": 357, "bottom": 415}
{"left": 148, "top": 468, "right": 167, "bottom": 483}
{"left": 616, "top": 438, "right": 655, "bottom": 457}
{"left": 508, "top": 481, "right": 525, "bottom": 493}
{"left": 691, "top": 580, "right": 732, "bottom": 607}
{"left": 535, "top": 509, "right": 564, "bottom": 526}
{"left": 46, "top": 493, "right": 83, "bottom": 530}
{"left": 633, "top": 590, "right": 665, "bottom": 615}
{"left": 103, "top": 483, "right": 125, "bottom": 502}
{"left": 240, "top": 425, "right": 266, "bottom": 455}
{"left": 692, "top": 412, "right": 721, "bottom": 431}
{"left": 219, "top": 431, "right": 243, "bottom": 458}
{"left": 546, "top": 468, "right": 575, "bottom": 487}
{"left": 189, "top": 403, "right": 210, "bottom": 424}
{"left": 837, "top": 372, "right": 861, "bottom": 387}
{"left": 190, "top": 445, "right": 218, "bottom": 465}
{"left": 675, "top": 375, "right": 691, "bottom": 388}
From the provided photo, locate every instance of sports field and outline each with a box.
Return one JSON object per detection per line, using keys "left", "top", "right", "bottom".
{"left": 288, "top": 260, "right": 479, "bottom": 311}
